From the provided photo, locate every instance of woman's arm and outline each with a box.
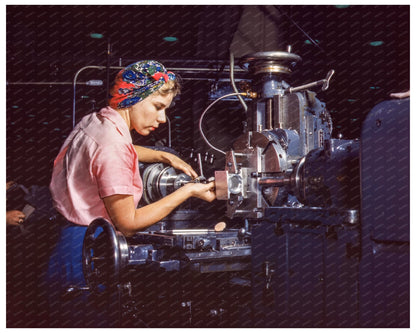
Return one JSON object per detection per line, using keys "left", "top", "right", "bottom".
{"left": 103, "top": 181, "right": 215, "bottom": 237}
{"left": 134, "top": 145, "right": 198, "bottom": 178}
{"left": 133, "top": 145, "right": 164, "bottom": 163}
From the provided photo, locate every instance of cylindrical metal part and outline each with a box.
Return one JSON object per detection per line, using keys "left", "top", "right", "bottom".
{"left": 258, "top": 177, "right": 290, "bottom": 187}
{"left": 142, "top": 163, "right": 192, "bottom": 204}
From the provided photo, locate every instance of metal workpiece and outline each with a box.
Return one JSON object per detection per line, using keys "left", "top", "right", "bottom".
{"left": 216, "top": 129, "right": 292, "bottom": 219}
{"left": 141, "top": 155, "right": 216, "bottom": 206}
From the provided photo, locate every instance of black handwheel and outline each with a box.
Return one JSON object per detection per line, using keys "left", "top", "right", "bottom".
{"left": 82, "top": 218, "right": 128, "bottom": 291}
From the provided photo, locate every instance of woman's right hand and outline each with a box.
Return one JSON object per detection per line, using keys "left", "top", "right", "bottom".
{"left": 185, "top": 181, "right": 216, "bottom": 202}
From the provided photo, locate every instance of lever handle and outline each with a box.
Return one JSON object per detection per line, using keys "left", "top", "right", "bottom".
{"left": 285, "top": 69, "right": 335, "bottom": 94}
{"left": 322, "top": 69, "right": 335, "bottom": 91}
{"left": 62, "top": 285, "right": 90, "bottom": 300}
{"left": 197, "top": 153, "right": 204, "bottom": 179}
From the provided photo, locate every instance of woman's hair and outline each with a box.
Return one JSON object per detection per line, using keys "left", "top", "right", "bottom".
{"left": 108, "top": 60, "right": 180, "bottom": 109}
{"left": 155, "top": 77, "right": 181, "bottom": 97}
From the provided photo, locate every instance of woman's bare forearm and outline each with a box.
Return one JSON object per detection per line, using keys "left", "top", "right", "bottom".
{"left": 104, "top": 184, "right": 196, "bottom": 236}
{"left": 133, "top": 145, "right": 165, "bottom": 163}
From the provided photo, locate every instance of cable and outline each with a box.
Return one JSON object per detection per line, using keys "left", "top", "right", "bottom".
{"left": 166, "top": 115, "right": 172, "bottom": 148}
{"left": 73, "top": 66, "right": 107, "bottom": 128}
{"left": 229, "top": 52, "right": 248, "bottom": 112}
{"left": 199, "top": 92, "right": 248, "bottom": 155}
{"left": 274, "top": 5, "right": 326, "bottom": 55}
{"left": 72, "top": 65, "right": 123, "bottom": 128}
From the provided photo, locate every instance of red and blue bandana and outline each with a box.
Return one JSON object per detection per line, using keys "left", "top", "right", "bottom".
{"left": 109, "top": 60, "right": 176, "bottom": 109}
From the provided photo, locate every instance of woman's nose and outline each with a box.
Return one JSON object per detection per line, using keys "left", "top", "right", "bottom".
{"left": 157, "top": 110, "right": 167, "bottom": 123}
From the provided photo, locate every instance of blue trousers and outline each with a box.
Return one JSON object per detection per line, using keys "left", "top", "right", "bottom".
{"left": 46, "top": 221, "right": 89, "bottom": 327}
{"left": 46, "top": 220, "right": 115, "bottom": 327}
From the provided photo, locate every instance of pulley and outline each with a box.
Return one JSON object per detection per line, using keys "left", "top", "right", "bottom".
{"left": 82, "top": 218, "right": 128, "bottom": 291}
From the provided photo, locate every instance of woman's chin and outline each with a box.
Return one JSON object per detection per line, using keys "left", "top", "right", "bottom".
{"left": 135, "top": 126, "right": 156, "bottom": 136}
{"left": 137, "top": 129, "right": 150, "bottom": 136}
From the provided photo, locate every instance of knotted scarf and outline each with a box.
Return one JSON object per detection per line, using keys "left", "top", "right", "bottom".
{"left": 108, "top": 60, "right": 176, "bottom": 109}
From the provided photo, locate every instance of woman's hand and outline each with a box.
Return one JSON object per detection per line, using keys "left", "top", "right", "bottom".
{"left": 184, "top": 181, "right": 216, "bottom": 202}
{"left": 134, "top": 146, "right": 198, "bottom": 178}
{"left": 161, "top": 152, "right": 198, "bottom": 179}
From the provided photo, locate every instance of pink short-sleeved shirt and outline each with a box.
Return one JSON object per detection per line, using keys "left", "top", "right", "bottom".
{"left": 50, "top": 106, "right": 143, "bottom": 226}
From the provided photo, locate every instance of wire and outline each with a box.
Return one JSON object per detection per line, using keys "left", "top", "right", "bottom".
{"left": 274, "top": 5, "right": 326, "bottom": 55}
{"left": 199, "top": 92, "right": 247, "bottom": 155}
{"left": 229, "top": 52, "right": 248, "bottom": 112}
{"left": 166, "top": 116, "right": 172, "bottom": 148}
{"left": 72, "top": 65, "right": 123, "bottom": 128}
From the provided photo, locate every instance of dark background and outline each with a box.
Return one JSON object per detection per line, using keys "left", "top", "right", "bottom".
{"left": 6, "top": 5, "right": 410, "bottom": 187}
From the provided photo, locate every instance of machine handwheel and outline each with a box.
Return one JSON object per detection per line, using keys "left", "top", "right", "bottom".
{"left": 82, "top": 218, "right": 125, "bottom": 291}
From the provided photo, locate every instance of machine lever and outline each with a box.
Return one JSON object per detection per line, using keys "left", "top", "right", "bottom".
{"left": 62, "top": 285, "right": 90, "bottom": 300}
{"left": 284, "top": 69, "right": 335, "bottom": 94}
{"left": 197, "top": 153, "right": 204, "bottom": 179}
{"left": 322, "top": 69, "right": 335, "bottom": 91}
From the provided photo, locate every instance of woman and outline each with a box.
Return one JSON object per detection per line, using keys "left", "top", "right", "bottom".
{"left": 46, "top": 60, "right": 216, "bottom": 327}
{"left": 51, "top": 60, "right": 216, "bottom": 234}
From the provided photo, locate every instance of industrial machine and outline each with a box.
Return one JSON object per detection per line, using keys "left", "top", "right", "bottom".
{"left": 79, "top": 51, "right": 409, "bottom": 328}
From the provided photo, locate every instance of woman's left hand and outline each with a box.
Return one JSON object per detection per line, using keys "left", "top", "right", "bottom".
{"left": 162, "top": 152, "right": 198, "bottom": 178}
{"left": 134, "top": 145, "right": 199, "bottom": 178}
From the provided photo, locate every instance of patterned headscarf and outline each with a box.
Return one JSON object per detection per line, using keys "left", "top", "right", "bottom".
{"left": 108, "top": 60, "right": 176, "bottom": 109}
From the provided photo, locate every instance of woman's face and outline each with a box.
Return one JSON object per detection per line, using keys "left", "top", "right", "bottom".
{"left": 129, "top": 91, "right": 174, "bottom": 136}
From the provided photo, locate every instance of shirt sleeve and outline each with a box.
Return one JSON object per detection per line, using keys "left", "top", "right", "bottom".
{"left": 92, "top": 142, "right": 138, "bottom": 198}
